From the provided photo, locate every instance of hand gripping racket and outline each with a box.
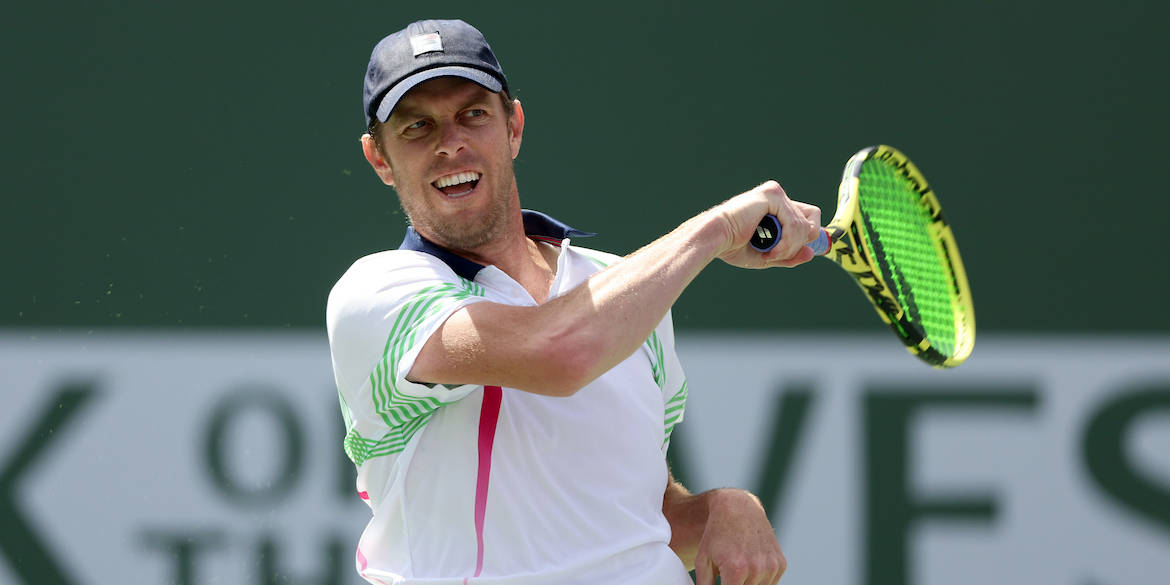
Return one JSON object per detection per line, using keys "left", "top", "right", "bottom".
{"left": 749, "top": 145, "right": 976, "bottom": 368}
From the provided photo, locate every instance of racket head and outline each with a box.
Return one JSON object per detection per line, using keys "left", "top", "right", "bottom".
{"left": 822, "top": 145, "right": 976, "bottom": 367}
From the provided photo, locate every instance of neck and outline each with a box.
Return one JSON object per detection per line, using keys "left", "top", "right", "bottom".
{"left": 444, "top": 213, "right": 559, "bottom": 304}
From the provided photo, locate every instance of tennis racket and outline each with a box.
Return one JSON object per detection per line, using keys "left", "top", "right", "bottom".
{"left": 749, "top": 145, "right": 975, "bottom": 368}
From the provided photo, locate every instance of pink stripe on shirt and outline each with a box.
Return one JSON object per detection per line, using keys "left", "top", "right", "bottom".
{"left": 470, "top": 385, "right": 503, "bottom": 580}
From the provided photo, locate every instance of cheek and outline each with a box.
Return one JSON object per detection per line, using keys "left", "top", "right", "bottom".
{"left": 384, "top": 154, "right": 421, "bottom": 188}
{"left": 506, "top": 126, "right": 521, "bottom": 158}
{"left": 381, "top": 161, "right": 397, "bottom": 186}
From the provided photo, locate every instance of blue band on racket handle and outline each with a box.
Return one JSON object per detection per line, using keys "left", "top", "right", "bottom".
{"left": 748, "top": 214, "right": 831, "bottom": 255}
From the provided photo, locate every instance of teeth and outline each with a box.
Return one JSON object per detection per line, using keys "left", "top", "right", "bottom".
{"left": 434, "top": 172, "right": 481, "bottom": 189}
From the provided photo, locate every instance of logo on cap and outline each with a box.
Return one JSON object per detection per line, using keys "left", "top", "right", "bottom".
{"left": 410, "top": 32, "right": 443, "bottom": 57}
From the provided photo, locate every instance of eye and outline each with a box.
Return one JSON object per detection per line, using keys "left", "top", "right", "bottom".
{"left": 398, "top": 119, "right": 430, "bottom": 138}
{"left": 463, "top": 108, "right": 489, "bottom": 122}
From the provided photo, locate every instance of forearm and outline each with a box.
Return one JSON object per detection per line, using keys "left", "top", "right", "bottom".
{"left": 411, "top": 182, "right": 816, "bottom": 395}
{"left": 546, "top": 209, "right": 729, "bottom": 386}
{"left": 541, "top": 182, "right": 819, "bottom": 388}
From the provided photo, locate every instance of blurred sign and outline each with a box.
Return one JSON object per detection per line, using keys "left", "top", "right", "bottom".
{"left": 1, "top": 332, "right": 1167, "bottom": 585}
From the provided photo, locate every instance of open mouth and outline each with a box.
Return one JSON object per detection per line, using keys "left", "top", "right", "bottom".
{"left": 433, "top": 172, "right": 481, "bottom": 198}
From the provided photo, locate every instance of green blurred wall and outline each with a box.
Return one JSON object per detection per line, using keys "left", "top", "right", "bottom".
{"left": 3, "top": 1, "right": 1167, "bottom": 332}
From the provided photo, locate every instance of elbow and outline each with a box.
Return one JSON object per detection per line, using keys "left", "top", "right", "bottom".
{"left": 530, "top": 332, "right": 606, "bottom": 397}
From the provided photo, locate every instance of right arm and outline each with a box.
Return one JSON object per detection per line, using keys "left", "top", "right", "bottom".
{"left": 409, "top": 181, "right": 821, "bottom": 396}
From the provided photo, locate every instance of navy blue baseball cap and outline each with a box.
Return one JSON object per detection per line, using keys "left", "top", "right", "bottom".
{"left": 363, "top": 19, "right": 510, "bottom": 128}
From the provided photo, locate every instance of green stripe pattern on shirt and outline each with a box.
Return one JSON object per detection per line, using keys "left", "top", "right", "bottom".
{"left": 663, "top": 381, "right": 688, "bottom": 447}
{"left": 644, "top": 331, "right": 666, "bottom": 390}
{"left": 344, "top": 278, "right": 484, "bottom": 466}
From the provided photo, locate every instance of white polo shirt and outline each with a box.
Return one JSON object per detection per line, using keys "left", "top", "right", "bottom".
{"left": 326, "top": 210, "right": 691, "bottom": 585}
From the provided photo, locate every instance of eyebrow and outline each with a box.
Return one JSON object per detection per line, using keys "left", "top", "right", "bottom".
{"left": 389, "top": 104, "right": 426, "bottom": 123}
{"left": 391, "top": 86, "right": 496, "bottom": 123}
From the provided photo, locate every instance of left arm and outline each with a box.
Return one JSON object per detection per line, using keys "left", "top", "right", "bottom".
{"left": 663, "top": 473, "right": 787, "bottom": 585}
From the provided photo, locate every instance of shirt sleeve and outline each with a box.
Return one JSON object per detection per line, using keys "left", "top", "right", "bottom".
{"left": 655, "top": 310, "right": 689, "bottom": 453}
{"left": 327, "top": 250, "right": 489, "bottom": 467}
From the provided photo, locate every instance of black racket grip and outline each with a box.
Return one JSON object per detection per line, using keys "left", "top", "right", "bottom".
{"left": 749, "top": 215, "right": 783, "bottom": 252}
{"left": 749, "top": 214, "right": 831, "bottom": 255}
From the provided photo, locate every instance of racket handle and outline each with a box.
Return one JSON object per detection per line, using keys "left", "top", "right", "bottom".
{"left": 749, "top": 214, "right": 831, "bottom": 255}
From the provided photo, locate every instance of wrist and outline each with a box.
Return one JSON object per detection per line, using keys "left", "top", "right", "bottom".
{"left": 686, "top": 206, "right": 738, "bottom": 258}
{"left": 707, "top": 487, "right": 763, "bottom": 513}
{"left": 668, "top": 488, "right": 758, "bottom": 538}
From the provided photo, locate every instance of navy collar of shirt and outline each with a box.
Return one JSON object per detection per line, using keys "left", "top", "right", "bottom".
{"left": 398, "top": 209, "right": 596, "bottom": 281}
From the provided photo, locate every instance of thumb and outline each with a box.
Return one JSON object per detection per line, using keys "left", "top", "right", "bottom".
{"left": 694, "top": 555, "right": 716, "bottom": 585}
{"left": 790, "top": 245, "right": 816, "bottom": 264}
{"left": 771, "top": 242, "right": 816, "bottom": 267}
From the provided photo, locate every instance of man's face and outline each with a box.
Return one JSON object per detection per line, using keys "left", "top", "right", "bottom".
{"left": 366, "top": 77, "right": 524, "bottom": 251}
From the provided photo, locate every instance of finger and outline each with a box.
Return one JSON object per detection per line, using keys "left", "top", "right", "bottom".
{"left": 792, "top": 244, "right": 815, "bottom": 265}
{"left": 694, "top": 558, "right": 716, "bottom": 585}
{"left": 770, "top": 244, "right": 815, "bottom": 268}
{"left": 763, "top": 549, "right": 787, "bottom": 584}
{"left": 806, "top": 210, "right": 822, "bottom": 237}
{"left": 775, "top": 215, "right": 816, "bottom": 259}
{"left": 803, "top": 220, "right": 822, "bottom": 247}
{"left": 760, "top": 562, "right": 784, "bottom": 585}
{"left": 794, "top": 201, "right": 822, "bottom": 232}
{"left": 772, "top": 567, "right": 786, "bottom": 585}
{"left": 757, "top": 179, "right": 786, "bottom": 199}
{"left": 717, "top": 561, "right": 748, "bottom": 585}
{"left": 742, "top": 560, "right": 780, "bottom": 585}
{"left": 785, "top": 201, "right": 822, "bottom": 247}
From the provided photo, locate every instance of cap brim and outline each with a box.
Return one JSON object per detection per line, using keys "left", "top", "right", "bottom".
{"left": 374, "top": 66, "right": 504, "bottom": 124}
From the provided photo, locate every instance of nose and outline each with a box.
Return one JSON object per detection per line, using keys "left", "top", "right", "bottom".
{"left": 434, "top": 122, "right": 467, "bottom": 158}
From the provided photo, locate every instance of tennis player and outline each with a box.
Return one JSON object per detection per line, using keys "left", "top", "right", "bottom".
{"left": 327, "top": 19, "right": 819, "bottom": 585}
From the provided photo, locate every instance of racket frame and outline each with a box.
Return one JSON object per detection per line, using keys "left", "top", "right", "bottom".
{"left": 821, "top": 145, "right": 975, "bottom": 368}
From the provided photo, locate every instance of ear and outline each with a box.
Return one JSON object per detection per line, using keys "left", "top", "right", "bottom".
{"left": 361, "top": 133, "right": 396, "bottom": 186}
{"left": 508, "top": 100, "right": 525, "bottom": 160}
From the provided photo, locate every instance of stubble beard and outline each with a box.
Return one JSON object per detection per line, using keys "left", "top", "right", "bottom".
{"left": 398, "top": 168, "right": 518, "bottom": 252}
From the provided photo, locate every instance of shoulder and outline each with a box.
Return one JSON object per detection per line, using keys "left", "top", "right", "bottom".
{"left": 566, "top": 243, "right": 624, "bottom": 269}
{"left": 330, "top": 250, "right": 457, "bottom": 299}
{"left": 334, "top": 248, "right": 455, "bottom": 283}
{"left": 326, "top": 250, "right": 468, "bottom": 328}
